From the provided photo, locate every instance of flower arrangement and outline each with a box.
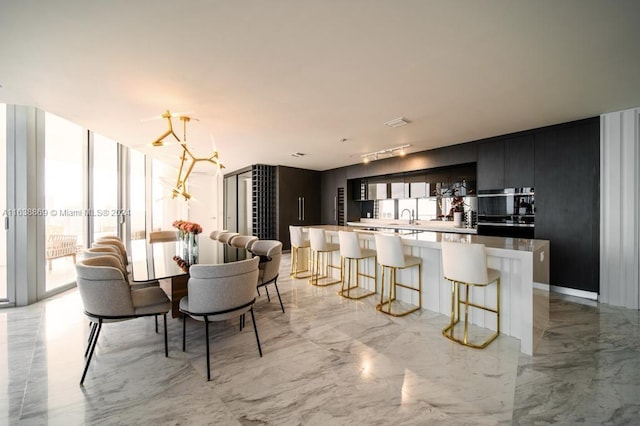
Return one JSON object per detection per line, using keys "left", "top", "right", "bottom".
{"left": 172, "top": 220, "right": 203, "bottom": 235}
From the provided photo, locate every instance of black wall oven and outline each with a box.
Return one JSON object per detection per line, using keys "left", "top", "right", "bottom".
{"left": 477, "top": 188, "right": 535, "bottom": 238}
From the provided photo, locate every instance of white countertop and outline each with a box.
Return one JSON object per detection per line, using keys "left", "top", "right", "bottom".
{"left": 347, "top": 218, "right": 478, "bottom": 234}
{"left": 314, "top": 224, "right": 548, "bottom": 253}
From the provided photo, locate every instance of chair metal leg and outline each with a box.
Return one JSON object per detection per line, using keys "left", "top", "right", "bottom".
{"left": 80, "top": 320, "right": 102, "bottom": 385}
{"left": 163, "top": 314, "right": 168, "bottom": 357}
{"left": 182, "top": 315, "right": 186, "bottom": 352}
{"left": 155, "top": 315, "right": 158, "bottom": 333}
{"left": 274, "top": 279, "right": 285, "bottom": 313}
{"left": 85, "top": 322, "right": 97, "bottom": 358}
{"left": 265, "top": 285, "right": 271, "bottom": 302}
{"left": 249, "top": 307, "right": 263, "bottom": 357}
{"left": 205, "top": 317, "right": 211, "bottom": 381}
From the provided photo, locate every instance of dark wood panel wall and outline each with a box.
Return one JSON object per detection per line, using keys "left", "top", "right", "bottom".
{"left": 321, "top": 117, "right": 600, "bottom": 294}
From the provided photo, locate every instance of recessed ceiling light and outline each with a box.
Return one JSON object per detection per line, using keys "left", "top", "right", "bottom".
{"left": 385, "top": 117, "right": 410, "bottom": 128}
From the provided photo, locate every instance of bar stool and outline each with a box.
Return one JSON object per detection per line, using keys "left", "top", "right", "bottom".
{"left": 289, "top": 226, "right": 311, "bottom": 279}
{"left": 338, "top": 231, "right": 377, "bottom": 299}
{"left": 440, "top": 242, "right": 500, "bottom": 349}
{"left": 308, "top": 228, "right": 341, "bottom": 286}
{"left": 373, "top": 233, "right": 422, "bottom": 316}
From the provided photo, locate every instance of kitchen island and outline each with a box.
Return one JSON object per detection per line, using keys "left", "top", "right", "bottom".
{"left": 304, "top": 225, "right": 549, "bottom": 355}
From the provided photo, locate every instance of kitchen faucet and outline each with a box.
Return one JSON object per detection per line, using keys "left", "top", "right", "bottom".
{"left": 401, "top": 208, "right": 414, "bottom": 224}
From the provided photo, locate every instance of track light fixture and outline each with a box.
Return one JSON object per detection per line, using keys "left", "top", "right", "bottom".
{"left": 361, "top": 144, "right": 411, "bottom": 164}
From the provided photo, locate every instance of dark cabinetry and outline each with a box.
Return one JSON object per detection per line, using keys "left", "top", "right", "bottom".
{"left": 277, "top": 166, "right": 321, "bottom": 250}
{"left": 534, "top": 118, "right": 599, "bottom": 293}
{"left": 477, "top": 140, "right": 505, "bottom": 190}
{"left": 321, "top": 168, "right": 346, "bottom": 225}
{"left": 477, "top": 135, "right": 534, "bottom": 189}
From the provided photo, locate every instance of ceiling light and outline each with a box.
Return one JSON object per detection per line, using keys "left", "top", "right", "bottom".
{"left": 291, "top": 152, "right": 306, "bottom": 158}
{"left": 361, "top": 144, "right": 411, "bottom": 164}
{"left": 151, "top": 110, "right": 224, "bottom": 201}
{"left": 384, "top": 117, "right": 410, "bottom": 128}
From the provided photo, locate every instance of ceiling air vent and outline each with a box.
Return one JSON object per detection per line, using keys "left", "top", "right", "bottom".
{"left": 291, "top": 152, "right": 306, "bottom": 158}
{"left": 384, "top": 117, "right": 410, "bottom": 128}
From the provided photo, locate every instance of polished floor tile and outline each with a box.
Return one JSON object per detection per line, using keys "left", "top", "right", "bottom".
{"left": 1, "top": 255, "right": 638, "bottom": 425}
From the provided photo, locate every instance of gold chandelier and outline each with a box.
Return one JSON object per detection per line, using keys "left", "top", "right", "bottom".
{"left": 151, "top": 110, "right": 224, "bottom": 201}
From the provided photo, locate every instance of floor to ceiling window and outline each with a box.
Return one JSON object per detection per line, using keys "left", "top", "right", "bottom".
{"left": 129, "top": 149, "right": 147, "bottom": 278}
{"left": 0, "top": 104, "right": 7, "bottom": 300}
{"left": 44, "top": 112, "right": 85, "bottom": 293}
{"left": 91, "top": 133, "right": 119, "bottom": 241}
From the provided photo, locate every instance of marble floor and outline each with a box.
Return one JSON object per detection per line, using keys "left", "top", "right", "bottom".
{"left": 1, "top": 254, "right": 638, "bottom": 425}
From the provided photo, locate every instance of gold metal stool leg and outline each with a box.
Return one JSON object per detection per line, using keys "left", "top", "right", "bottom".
{"left": 338, "top": 256, "right": 376, "bottom": 300}
{"left": 291, "top": 245, "right": 311, "bottom": 279}
{"left": 441, "top": 278, "right": 500, "bottom": 349}
{"left": 376, "top": 263, "right": 421, "bottom": 317}
{"left": 308, "top": 249, "right": 341, "bottom": 286}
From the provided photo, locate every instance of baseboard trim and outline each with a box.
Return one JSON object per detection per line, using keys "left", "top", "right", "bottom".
{"left": 550, "top": 285, "right": 598, "bottom": 301}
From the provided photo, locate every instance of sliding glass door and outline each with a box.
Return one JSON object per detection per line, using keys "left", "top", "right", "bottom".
{"left": 0, "top": 104, "right": 7, "bottom": 301}
{"left": 44, "top": 112, "right": 86, "bottom": 293}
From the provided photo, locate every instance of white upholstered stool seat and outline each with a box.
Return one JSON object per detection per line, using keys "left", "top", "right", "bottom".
{"left": 440, "top": 242, "right": 500, "bottom": 349}
{"left": 338, "top": 231, "right": 377, "bottom": 299}
{"left": 289, "top": 226, "right": 311, "bottom": 278}
{"left": 308, "top": 228, "right": 341, "bottom": 286}
{"left": 373, "top": 233, "right": 422, "bottom": 316}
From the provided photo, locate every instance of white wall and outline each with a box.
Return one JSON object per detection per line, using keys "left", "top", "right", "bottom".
{"left": 600, "top": 107, "right": 640, "bottom": 309}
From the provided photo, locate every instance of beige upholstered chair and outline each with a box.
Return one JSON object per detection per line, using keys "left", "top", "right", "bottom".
{"left": 308, "top": 228, "right": 341, "bottom": 286}
{"left": 149, "top": 230, "right": 179, "bottom": 244}
{"left": 179, "top": 257, "right": 262, "bottom": 381}
{"left": 289, "top": 226, "right": 311, "bottom": 278}
{"left": 440, "top": 242, "right": 501, "bottom": 349}
{"left": 250, "top": 240, "right": 284, "bottom": 313}
{"left": 208, "top": 230, "right": 228, "bottom": 241}
{"left": 217, "top": 232, "right": 239, "bottom": 245}
{"left": 229, "top": 235, "right": 259, "bottom": 251}
{"left": 75, "top": 256, "right": 171, "bottom": 385}
{"left": 94, "top": 238, "right": 129, "bottom": 266}
{"left": 85, "top": 246, "right": 158, "bottom": 289}
{"left": 338, "top": 231, "right": 377, "bottom": 299}
{"left": 374, "top": 233, "right": 422, "bottom": 316}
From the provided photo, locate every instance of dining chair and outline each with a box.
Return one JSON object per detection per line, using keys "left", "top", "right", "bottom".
{"left": 149, "top": 230, "right": 179, "bottom": 243}
{"left": 85, "top": 247, "right": 158, "bottom": 289}
{"left": 440, "top": 242, "right": 501, "bottom": 349}
{"left": 208, "top": 230, "right": 228, "bottom": 241}
{"left": 229, "top": 235, "right": 259, "bottom": 252}
{"left": 179, "top": 256, "right": 262, "bottom": 381}
{"left": 95, "top": 238, "right": 129, "bottom": 266}
{"left": 75, "top": 255, "right": 171, "bottom": 385}
{"left": 250, "top": 240, "right": 284, "bottom": 313}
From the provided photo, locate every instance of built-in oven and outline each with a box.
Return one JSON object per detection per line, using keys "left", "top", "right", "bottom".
{"left": 477, "top": 188, "right": 535, "bottom": 238}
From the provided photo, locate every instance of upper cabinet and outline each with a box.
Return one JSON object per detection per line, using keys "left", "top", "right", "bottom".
{"left": 504, "top": 134, "right": 534, "bottom": 188}
{"left": 477, "top": 140, "right": 505, "bottom": 190}
{"left": 477, "top": 136, "right": 534, "bottom": 190}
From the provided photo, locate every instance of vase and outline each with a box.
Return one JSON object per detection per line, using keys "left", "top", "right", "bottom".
{"left": 453, "top": 211, "right": 463, "bottom": 228}
{"left": 185, "top": 232, "right": 199, "bottom": 265}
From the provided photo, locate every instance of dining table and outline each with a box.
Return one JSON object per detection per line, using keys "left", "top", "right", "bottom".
{"left": 130, "top": 239, "right": 194, "bottom": 318}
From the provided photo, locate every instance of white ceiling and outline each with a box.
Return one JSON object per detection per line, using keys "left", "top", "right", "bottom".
{"left": 1, "top": 1, "right": 640, "bottom": 173}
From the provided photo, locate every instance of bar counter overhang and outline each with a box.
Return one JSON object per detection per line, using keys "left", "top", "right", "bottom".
{"left": 304, "top": 225, "right": 550, "bottom": 355}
